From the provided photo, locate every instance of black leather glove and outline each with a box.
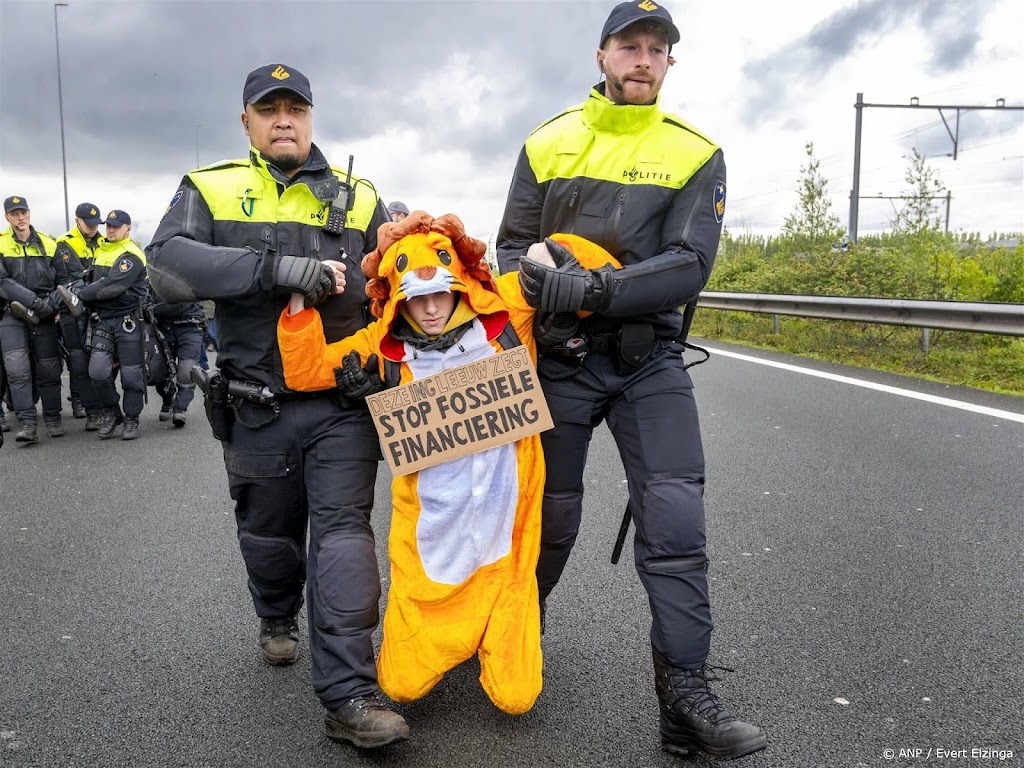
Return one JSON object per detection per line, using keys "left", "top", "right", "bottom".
{"left": 533, "top": 312, "right": 580, "bottom": 347}
{"left": 275, "top": 255, "right": 335, "bottom": 307}
{"left": 31, "top": 296, "right": 55, "bottom": 320}
{"left": 519, "top": 237, "right": 612, "bottom": 314}
{"left": 334, "top": 351, "right": 385, "bottom": 400}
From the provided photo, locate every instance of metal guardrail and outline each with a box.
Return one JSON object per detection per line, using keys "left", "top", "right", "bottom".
{"left": 697, "top": 292, "right": 1024, "bottom": 337}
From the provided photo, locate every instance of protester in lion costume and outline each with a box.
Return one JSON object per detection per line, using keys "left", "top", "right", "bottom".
{"left": 277, "top": 211, "right": 618, "bottom": 716}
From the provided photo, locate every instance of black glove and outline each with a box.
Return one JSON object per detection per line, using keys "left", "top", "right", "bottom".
{"left": 31, "top": 296, "right": 55, "bottom": 320}
{"left": 518, "top": 237, "right": 612, "bottom": 314}
{"left": 334, "top": 351, "right": 385, "bottom": 400}
{"left": 275, "top": 255, "right": 335, "bottom": 307}
{"left": 533, "top": 312, "right": 580, "bottom": 347}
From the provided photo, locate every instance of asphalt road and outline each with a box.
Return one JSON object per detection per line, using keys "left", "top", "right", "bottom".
{"left": 2, "top": 342, "right": 1021, "bottom": 768}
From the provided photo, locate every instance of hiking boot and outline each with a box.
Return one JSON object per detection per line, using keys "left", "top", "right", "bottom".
{"left": 172, "top": 409, "right": 187, "bottom": 428}
{"left": 15, "top": 422, "right": 38, "bottom": 443}
{"left": 84, "top": 412, "right": 102, "bottom": 431}
{"left": 97, "top": 408, "right": 124, "bottom": 440}
{"left": 71, "top": 395, "right": 87, "bottom": 419}
{"left": 45, "top": 420, "right": 65, "bottom": 438}
{"left": 324, "top": 695, "right": 410, "bottom": 748}
{"left": 159, "top": 403, "right": 173, "bottom": 421}
{"left": 654, "top": 649, "right": 768, "bottom": 760}
{"left": 122, "top": 416, "right": 140, "bottom": 441}
{"left": 258, "top": 616, "right": 299, "bottom": 666}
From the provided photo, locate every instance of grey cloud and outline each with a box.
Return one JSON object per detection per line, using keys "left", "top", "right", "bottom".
{"left": 0, "top": 0, "right": 608, "bottom": 182}
{"left": 741, "top": 0, "right": 997, "bottom": 123}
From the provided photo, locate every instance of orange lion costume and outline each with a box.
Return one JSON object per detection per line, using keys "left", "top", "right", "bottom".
{"left": 277, "top": 212, "right": 618, "bottom": 715}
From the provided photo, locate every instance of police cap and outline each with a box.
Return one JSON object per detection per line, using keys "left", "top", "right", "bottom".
{"left": 104, "top": 209, "right": 131, "bottom": 227}
{"left": 600, "top": 0, "right": 680, "bottom": 48}
{"left": 243, "top": 64, "right": 313, "bottom": 106}
{"left": 75, "top": 202, "right": 103, "bottom": 226}
{"left": 3, "top": 196, "right": 29, "bottom": 213}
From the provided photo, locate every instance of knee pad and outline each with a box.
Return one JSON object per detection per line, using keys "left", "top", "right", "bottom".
{"left": 542, "top": 489, "right": 582, "bottom": 548}
{"left": 3, "top": 348, "right": 31, "bottom": 385}
{"left": 36, "top": 355, "right": 62, "bottom": 384}
{"left": 119, "top": 364, "right": 146, "bottom": 394}
{"left": 175, "top": 360, "right": 197, "bottom": 389}
{"left": 238, "top": 532, "right": 303, "bottom": 585}
{"left": 315, "top": 530, "right": 380, "bottom": 630}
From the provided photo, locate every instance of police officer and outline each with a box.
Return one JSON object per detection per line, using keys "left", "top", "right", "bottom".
{"left": 146, "top": 64, "right": 407, "bottom": 748}
{"left": 145, "top": 286, "right": 204, "bottom": 427}
{"left": 387, "top": 201, "right": 409, "bottom": 222}
{"left": 0, "top": 196, "right": 71, "bottom": 443}
{"left": 71, "top": 210, "right": 149, "bottom": 440}
{"left": 496, "top": 2, "right": 766, "bottom": 760}
{"left": 55, "top": 202, "right": 105, "bottom": 430}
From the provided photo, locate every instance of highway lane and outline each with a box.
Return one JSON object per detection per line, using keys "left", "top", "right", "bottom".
{"left": 1, "top": 343, "right": 1021, "bottom": 767}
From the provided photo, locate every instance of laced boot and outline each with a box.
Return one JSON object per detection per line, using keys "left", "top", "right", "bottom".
{"left": 15, "top": 422, "right": 38, "bottom": 444}
{"left": 122, "top": 416, "right": 140, "bottom": 441}
{"left": 71, "top": 394, "right": 86, "bottom": 419}
{"left": 97, "top": 408, "right": 124, "bottom": 440}
{"left": 324, "top": 695, "right": 410, "bottom": 748}
{"left": 258, "top": 616, "right": 299, "bottom": 666}
{"left": 45, "top": 420, "right": 65, "bottom": 437}
{"left": 172, "top": 409, "right": 187, "bottom": 428}
{"left": 159, "top": 399, "right": 173, "bottom": 421}
{"left": 653, "top": 649, "right": 767, "bottom": 760}
{"left": 84, "top": 411, "right": 102, "bottom": 431}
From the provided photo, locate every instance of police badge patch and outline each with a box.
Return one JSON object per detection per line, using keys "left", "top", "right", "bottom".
{"left": 713, "top": 180, "right": 726, "bottom": 223}
{"left": 118, "top": 258, "right": 133, "bottom": 273}
{"left": 165, "top": 190, "right": 183, "bottom": 214}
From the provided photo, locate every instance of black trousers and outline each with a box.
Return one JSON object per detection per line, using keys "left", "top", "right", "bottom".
{"left": 89, "top": 316, "right": 146, "bottom": 417}
{"left": 59, "top": 313, "right": 100, "bottom": 413}
{"left": 536, "top": 340, "right": 713, "bottom": 668}
{"left": 152, "top": 322, "right": 203, "bottom": 411}
{"left": 0, "top": 310, "right": 62, "bottom": 425}
{"left": 222, "top": 395, "right": 383, "bottom": 708}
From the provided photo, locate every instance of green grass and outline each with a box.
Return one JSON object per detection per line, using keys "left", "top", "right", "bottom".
{"left": 691, "top": 311, "right": 1024, "bottom": 398}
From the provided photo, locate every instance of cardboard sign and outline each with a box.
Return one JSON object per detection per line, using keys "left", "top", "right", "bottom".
{"left": 365, "top": 346, "right": 553, "bottom": 476}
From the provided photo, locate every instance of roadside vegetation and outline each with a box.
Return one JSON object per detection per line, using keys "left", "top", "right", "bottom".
{"left": 694, "top": 143, "right": 1024, "bottom": 398}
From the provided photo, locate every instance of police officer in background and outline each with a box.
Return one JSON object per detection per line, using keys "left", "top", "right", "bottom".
{"left": 146, "top": 64, "right": 407, "bottom": 748}
{"left": 55, "top": 202, "right": 106, "bottom": 430}
{"left": 145, "top": 286, "right": 205, "bottom": 427}
{"left": 0, "top": 196, "right": 72, "bottom": 443}
{"left": 497, "top": 2, "right": 766, "bottom": 760}
{"left": 387, "top": 200, "right": 409, "bottom": 222}
{"left": 71, "top": 210, "right": 149, "bottom": 440}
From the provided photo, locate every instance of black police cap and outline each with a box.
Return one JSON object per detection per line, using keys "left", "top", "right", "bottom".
{"left": 243, "top": 64, "right": 313, "bottom": 106}
{"left": 75, "top": 202, "right": 103, "bottom": 226}
{"left": 600, "top": 0, "right": 680, "bottom": 48}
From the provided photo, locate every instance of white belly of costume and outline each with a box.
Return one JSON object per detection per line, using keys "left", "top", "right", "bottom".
{"left": 405, "top": 319, "right": 519, "bottom": 586}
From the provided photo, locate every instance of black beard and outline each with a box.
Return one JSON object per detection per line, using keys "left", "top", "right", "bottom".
{"left": 267, "top": 150, "right": 305, "bottom": 175}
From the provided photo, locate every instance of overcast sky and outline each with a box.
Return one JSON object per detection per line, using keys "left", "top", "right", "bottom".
{"left": 1, "top": 0, "right": 1021, "bottom": 247}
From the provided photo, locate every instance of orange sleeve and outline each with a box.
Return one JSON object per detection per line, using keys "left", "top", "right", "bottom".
{"left": 277, "top": 307, "right": 377, "bottom": 391}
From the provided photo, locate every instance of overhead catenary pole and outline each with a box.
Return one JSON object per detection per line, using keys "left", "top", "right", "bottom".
{"left": 847, "top": 93, "right": 1022, "bottom": 243}
{"left": 54, "top": 2, "right": 70, "bottom": 231}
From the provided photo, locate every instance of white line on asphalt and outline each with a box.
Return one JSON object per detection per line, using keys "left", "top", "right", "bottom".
{"left": 703, "top": 346, "right": 1024, "bottom": 424}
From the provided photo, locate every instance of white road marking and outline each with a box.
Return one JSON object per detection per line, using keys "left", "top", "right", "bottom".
{"left": 703, "top": 346, "right": 1024, "bottom": 424}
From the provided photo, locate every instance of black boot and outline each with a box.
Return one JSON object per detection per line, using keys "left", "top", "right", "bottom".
{"left": 324, "top": 695, "right": 410, "bottom": 748}
{"left": 654, "top": 649, "right": 767, "bottom": 760}
{"left": 97, "top": 408, "right": 124, "bottom": 440}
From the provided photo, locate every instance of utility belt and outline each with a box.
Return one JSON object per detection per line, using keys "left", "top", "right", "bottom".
{"left": 190, "top": 366, "right": 331, "bottom": 440}
{"left": 542, "top": 321, "right": 658, "bottom": 377}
